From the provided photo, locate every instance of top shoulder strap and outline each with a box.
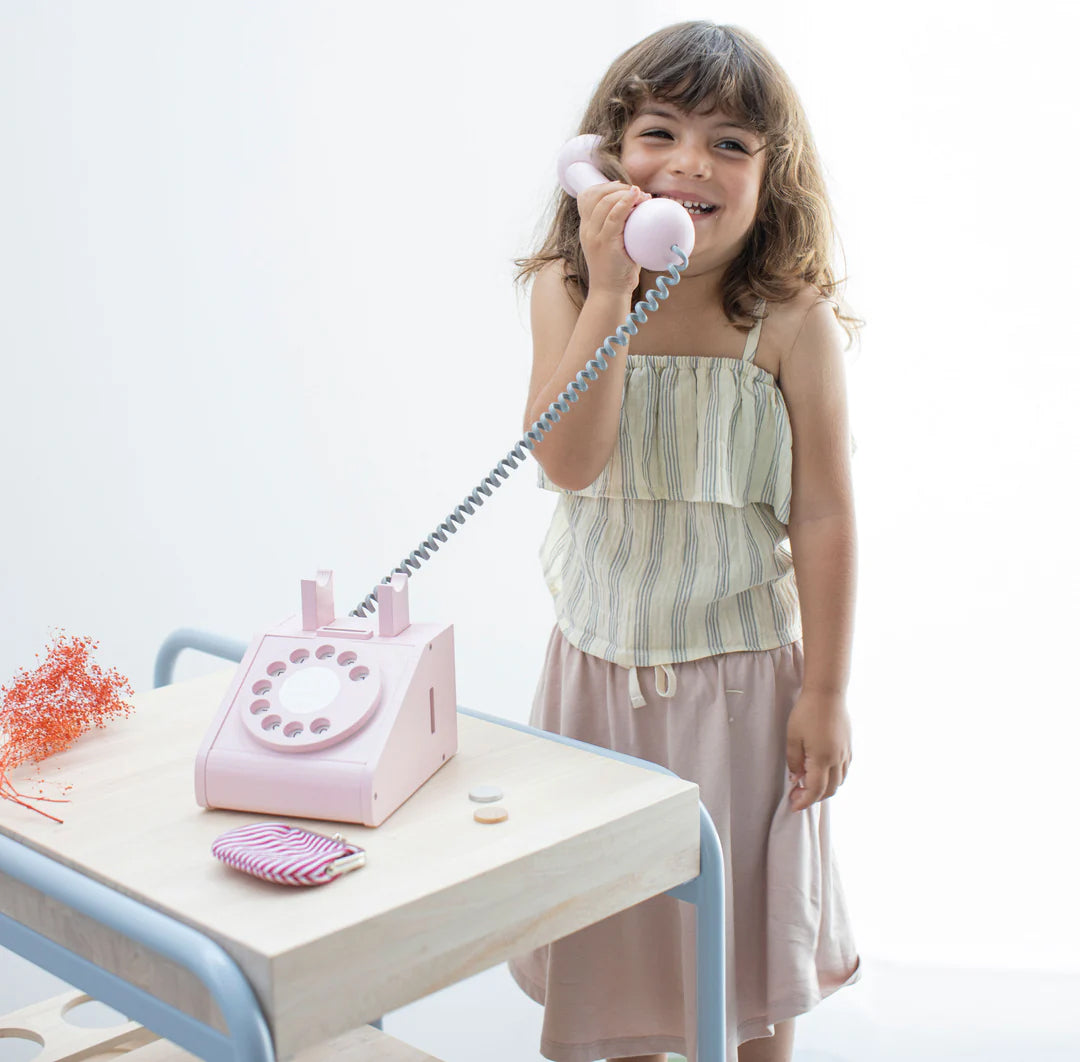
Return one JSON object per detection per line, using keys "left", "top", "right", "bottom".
{"left": 741, "top": 298, "right": 767, "bottom": 363}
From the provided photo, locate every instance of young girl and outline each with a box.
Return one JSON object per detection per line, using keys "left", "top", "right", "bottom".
{"left": 507, "top": 21, "right": 862, "bottom": 1062}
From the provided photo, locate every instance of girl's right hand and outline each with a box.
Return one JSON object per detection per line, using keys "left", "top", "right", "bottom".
{"left": 577, "top": 181, "right": 651, "bottom": 296}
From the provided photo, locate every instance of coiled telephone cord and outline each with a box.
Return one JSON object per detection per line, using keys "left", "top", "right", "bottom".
{"left": 349, "top": 246, "right": 689, "bottom": 618}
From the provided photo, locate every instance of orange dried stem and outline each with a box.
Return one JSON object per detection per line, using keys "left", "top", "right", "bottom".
{"left": 0, "top": 629, "right": 134, "bottom": 824}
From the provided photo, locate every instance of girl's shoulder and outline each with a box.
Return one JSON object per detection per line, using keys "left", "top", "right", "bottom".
{"left": 535, "top": 256, "right": 584, "bottom": 311}
{"left": 762, "top": 283, "right": 838, "bottom": 385}
{"left": 765, "top": 282, "right": 835, "bottom": 330}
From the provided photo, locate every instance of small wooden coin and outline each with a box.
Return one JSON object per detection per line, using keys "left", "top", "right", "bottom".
{"left": 473, "top": 805, "right": 508, "bottom": 824}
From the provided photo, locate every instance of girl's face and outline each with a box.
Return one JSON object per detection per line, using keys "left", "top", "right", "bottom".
{"left": 620, "top": 99, "right": 767, "bottom": 275}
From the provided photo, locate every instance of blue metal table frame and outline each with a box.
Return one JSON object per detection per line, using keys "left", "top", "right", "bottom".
{"left": 0, "top": 631, "right": 727, "bottom": 1061}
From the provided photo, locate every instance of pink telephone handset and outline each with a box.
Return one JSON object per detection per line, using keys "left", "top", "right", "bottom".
{"left": 556, "top": 134, "right": 695, "bottom": 270}
{"left": 195, "top": 137, "right": 694, "bottom": 829}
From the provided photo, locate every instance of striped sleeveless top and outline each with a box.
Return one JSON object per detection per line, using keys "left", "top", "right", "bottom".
{"left": 537, "top": 298, "right": 801, "bottom": 670}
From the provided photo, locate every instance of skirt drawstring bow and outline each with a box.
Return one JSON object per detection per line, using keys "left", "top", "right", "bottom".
{"left": 627, "top": 663, "right": 678, "bottom": 709}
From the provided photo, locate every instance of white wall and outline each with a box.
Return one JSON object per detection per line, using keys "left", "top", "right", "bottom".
{"left": 2, "top": 0, "right": 1077, "bottom": 977}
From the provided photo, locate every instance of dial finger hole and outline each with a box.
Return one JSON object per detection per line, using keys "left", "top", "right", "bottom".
{"left": 283, "top": 722, "right": 304, "bottom": 738}
{"left": 250, "top": 699, "right": 271, "bottom": 715}
{"left": 349, "top": 665, "right": 370, "bottom": 682}
{"left": 261, "top": 715, "right": 281, "bottom": 731}
{"left": 267, "top": 661, "right": 287, "bottom": 677}
{"left": 337, "top": 651, "right": 357, "bottom": 667}
{"left": 311, "top": 718, "right": 331, "bottom": 735}
{"left": 252, "top": 679, "right": 271, "bottom": 695}
{"left": 290, "top": 649, "right": 310, "bottom": 664}
{"left": 315, "top": 644, "right": 335, "bottom": 660}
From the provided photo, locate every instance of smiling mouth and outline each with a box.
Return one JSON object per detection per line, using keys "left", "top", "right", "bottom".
{"left": 654, "top": 194, "right": 717, "bottom": 215}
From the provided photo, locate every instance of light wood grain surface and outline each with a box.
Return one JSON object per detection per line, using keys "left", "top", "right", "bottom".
{"left": 0, "top": 670, "right": 699, "bottom": 1058}
{"left": 0, "top": 990, "right": 443, "bottom": 1062}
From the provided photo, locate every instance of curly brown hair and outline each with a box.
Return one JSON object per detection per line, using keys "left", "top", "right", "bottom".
{"left": 514, "top": 21, "right": 863, "bottom": 346}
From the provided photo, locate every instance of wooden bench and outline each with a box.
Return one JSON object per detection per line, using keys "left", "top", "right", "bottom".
{"left": 0, "top": 990, "right": 443, "bottom": 1061}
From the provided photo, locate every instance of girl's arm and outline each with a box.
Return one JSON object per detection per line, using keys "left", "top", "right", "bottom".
{"left": 780, "top": 297, "right": 858, "bottom": 696}
{"left": 522, "top": 261, "right": 636, "bottom": 490}
{"left": 523, "top": 181, "right": 649, "bottom": 491}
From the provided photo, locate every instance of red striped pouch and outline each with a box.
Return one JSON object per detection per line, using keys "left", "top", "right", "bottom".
{"left": 211, "top": 822, "right": 367, "bottom": 886}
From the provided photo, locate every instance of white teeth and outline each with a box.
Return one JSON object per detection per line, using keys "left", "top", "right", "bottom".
{"left": 657, "top": 194, "right": 715, "bottom": 213}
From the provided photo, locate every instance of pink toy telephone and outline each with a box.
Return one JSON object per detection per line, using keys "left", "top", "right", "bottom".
{"left": 194, "top": 139, "right": 694, "bottom": 827}
{"left": 195, "top": 571, "right": 455, "bottom": 827}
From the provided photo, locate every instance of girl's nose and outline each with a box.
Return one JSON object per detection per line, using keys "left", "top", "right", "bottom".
{"left": 670, "top": 144, "right": 710, "bottom": 178}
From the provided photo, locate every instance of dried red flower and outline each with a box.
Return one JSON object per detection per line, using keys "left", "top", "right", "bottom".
{"left": 0, "top": 629, "right": 134, "bottom": 823}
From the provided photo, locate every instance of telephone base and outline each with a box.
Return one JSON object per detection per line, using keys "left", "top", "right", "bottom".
{"left": 194, "top": 572, "right": 457, "bottom": 827}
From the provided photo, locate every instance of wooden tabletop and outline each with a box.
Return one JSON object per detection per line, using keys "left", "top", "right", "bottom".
{"left": 0, "top": 670, "right": 700, "bottom": 1059}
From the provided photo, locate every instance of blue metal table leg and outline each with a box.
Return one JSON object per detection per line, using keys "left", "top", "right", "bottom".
{"left": 0, "top": 832, "right": 275, "bottom": 1061}
{"left": 667, "top": 806, "right": 726, "bottom": 1062}
{"left": 153, "top": 629, "right": 248, "bottom": 690}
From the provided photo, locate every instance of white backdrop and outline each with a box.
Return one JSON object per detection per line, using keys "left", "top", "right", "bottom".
{"left": 2, "top": 0, "right": 1077, "bottom": 977}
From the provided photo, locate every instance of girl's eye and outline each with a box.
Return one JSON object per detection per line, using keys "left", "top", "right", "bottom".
{"left": 640, "top": 129, "right": 747, "bottom": 153}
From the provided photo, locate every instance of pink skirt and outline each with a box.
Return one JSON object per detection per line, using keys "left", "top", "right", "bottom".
{"left": 507, "top": 627, "right": 861, "bottom": 1062}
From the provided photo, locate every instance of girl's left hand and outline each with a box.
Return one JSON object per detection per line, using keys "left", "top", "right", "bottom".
{"left": 785, "top": 690, "right": 852, "bottom": 812}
